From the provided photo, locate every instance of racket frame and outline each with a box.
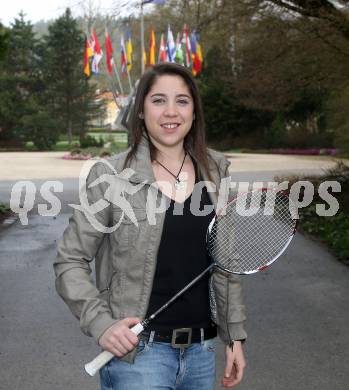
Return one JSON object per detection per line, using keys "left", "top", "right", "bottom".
{"left": 206, "top": 187, "right": 298, "bottom": 275}
{"left": 85, "top": 187, "right": 298, "bottom": 376}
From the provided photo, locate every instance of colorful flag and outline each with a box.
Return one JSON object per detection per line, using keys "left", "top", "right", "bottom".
{"left": 91, "top": 30, "right": 103, "bottom": 74}
{"left": 121, "top": 34, "right": 127, "bottom": 75}
{"left": 143, "top": 47, "right": 147, "bottom": 67}
{"left": 191, "top": 31, "right": 203, "bottom": 76}
{"left": 166, "top": 25, "right": 176, "bottom": 63}
{"left": 182, "top": 24, "right": 192, "bottom": 68}
{"left": 196, "top": 38, "right": 203, "bottom": 69}
{"left": 84, "top": 36, "right": 93, "bottom": 77}
{"left": 126, "top": 32, "right": 133, "bottom": 72}
{"left": 105, "top": 28, "right": 113, "bottom": 74}
{"left": 175, "top": 32, "right": 184, "bottom": 65}
{"left": 149, "top": 28, "right": 156, "bottom": 66}
{"left": 158, "top": 33, "right": 167, "bottom": 62}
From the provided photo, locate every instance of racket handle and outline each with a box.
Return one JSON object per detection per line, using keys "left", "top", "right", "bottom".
{"left": 84, "top": 350, "right": 114, "bottom": 376}
{"left": 130, "top": 322, "right": 144, "bottom": 335}
{"left": 84, "top": 322, "right": 145, "bottom": 376}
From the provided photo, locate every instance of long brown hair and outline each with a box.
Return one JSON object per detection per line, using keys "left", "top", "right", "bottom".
{"left": 124, "top": 63, "right": 213, "bottom": 180}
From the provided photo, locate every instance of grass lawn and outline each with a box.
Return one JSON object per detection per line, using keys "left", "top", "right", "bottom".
{"left": 0, "top": 203, "right": 11, "bottom": 224}
{"left": 278, "top": 161, "right": 349, "bottom": 265}
{"left": 24, "top": 131, "right": 128, "bottom": 152}
{"left": 87, "top": 132, "right": 127, "bottom": 143}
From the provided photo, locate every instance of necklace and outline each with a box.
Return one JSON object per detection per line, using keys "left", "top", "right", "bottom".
{"left": 155, "top": 152, "right": 187, "bottom": 190}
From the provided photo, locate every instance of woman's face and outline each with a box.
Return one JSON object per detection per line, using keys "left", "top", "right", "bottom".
{"left": 143, "top": 74, "right": 194, "bottom": 150}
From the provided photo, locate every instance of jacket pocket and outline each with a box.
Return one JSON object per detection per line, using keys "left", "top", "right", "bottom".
{"left": 98, "top": 270, "right": 116, "bottom": 304}
{"left": 111, "top": 208, "right": 147, "bottom": 252}
{"left": 136, "top": 339, "right": 150, "bottom": 357}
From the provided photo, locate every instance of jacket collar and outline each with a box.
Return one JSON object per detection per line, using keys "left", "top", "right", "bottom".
{"left": 126, "top": 135, "right": 222, "bottom": 208}
{"left": 127, "top": 135, "right": 156, "bottom": 184}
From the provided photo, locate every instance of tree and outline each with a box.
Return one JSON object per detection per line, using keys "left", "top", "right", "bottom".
{"left": 0, "top": 22, "right": 9, "bottom": 61}
{"left": 265, "top": 0, "right": 349, "bottom": 41}
{"left": 0, "top": 13, "right": 40, "bottom": 147}
{"left": 199, "top": 44, "right": 272, "bottom": 149}
{"left": 41, "top": 8, "right": 103, "bottom": 144}
{"left": 327, "top": 83, "right": 349, "bottom": 152}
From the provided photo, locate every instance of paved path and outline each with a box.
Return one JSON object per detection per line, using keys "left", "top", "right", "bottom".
{"left": 0, "top": 213, "right": 348, "bottom": 390}
{"left": 0, "top": 151, "right": 342, "bottom": 180}
{"left": 0, "top": 152, "right": 348, "bottom": 389}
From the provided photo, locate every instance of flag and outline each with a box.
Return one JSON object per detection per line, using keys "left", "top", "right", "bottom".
{"left": 143, "top": 47, "right": 147, "bottom": 67}
{"left": 105, "top": 28, "right": 113, "bottom": 74}
{"left": 191, "top": 31, "right": 203, "bottom": 76}
{"left": 158, "top": 33, "right": 167, "bottom": 62}
{"left": 126, "top": 32, "right": 133, "bottom": 72}
{"left": 84, "top": 36, "right": 93, "bottom": 77}
{"left": 166, "top": 25, "right": 176, "bottom": 62}
{"left": 196, "top": 38, "right": 203, "bottom": 69}
{"left": 175, "top": 32, "right": 184, "bottom": 65}
{"left": 149, "top": 28, "right": 156, "bottom": 66}
{"left": 91, "top": 30, "right": 103, "bottom": 74}
{"left": 182, "top": 24, "right": 192, "bottom": 68}
{"left": 121, "top": 34, "right": 127, "bottom": 75}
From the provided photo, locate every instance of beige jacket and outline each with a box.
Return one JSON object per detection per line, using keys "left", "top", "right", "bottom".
{"left": 54, "top": 137, "right": 247, "bottom": 363}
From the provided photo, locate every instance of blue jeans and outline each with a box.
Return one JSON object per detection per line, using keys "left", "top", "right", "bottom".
{"left": 100, "top": 337, "right": 216, "bottom": 390}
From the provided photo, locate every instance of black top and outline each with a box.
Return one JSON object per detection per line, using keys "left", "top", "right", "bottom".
{"left": 145, "top": 178, "right": 215, "bottom": 330}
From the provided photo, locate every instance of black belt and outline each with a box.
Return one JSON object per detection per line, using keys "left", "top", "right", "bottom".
{"left": 141, "top": 326, "right": 217, "bottom": 348}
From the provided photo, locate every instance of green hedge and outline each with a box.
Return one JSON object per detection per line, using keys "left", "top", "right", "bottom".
{"left": 277, "top": 161, "right": 349, "bottom": 265}
{"left": 0, "top": 203, "right": 11, "bottom": 222}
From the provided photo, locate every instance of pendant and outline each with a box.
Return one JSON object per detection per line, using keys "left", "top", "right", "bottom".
{"left": 175, "top": 179, "right": 185, "bottom": 190}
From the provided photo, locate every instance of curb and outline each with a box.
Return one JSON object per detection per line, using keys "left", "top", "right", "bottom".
{"left": 0, "top": 213, "right": 17, "bottom": 231}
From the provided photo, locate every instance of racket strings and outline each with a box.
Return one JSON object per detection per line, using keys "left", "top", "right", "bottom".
{"left": 208, "top": 191, "right": 297, "bottom": 273}
{"left": 232, "top": 198, "right": 294, "bottom": 254}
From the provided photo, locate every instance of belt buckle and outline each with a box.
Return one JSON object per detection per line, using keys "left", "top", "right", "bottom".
{"left": 171, "top": 328, "right": 192, "bottom": 349}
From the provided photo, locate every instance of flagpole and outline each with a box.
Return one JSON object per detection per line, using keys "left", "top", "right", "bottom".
{"left": 111, "top": 57, "right": 124, "bottom": 95}
{"left": 100, "top": 57, "right": 122, "bottom": 104}
{"left": 140, "top": 1, "right": 145, "bottom": 74}
{"left": 92, "top": 26, "right": 121, "bottom": 106}
{"left": 99, "top": 40, "right": 121, "bottom": 98}
{"left": 158, "top": 33, "right": 161, "bottom": 63}
{"left": 126, "top": 68, "right": 133, "bottom": 92}
{"left": 84, "top": 26, "right": 121, "bottom": 113}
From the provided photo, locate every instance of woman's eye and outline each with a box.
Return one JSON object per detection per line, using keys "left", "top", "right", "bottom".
{"left": 152, "top": 98, "right": 165, "bottom": 104}
{"left": 177, "top": 100, "right": 189, "bottom": 105}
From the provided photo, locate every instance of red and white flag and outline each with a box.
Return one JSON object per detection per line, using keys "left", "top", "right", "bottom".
{"left": 158, "top": 33, "right": 167, "bottom": 62}
{"left": 91, "top": 30, "right": 103, "bottom": 74}
{"left": 105, "top": 28, "right": 114, "bottom": 74}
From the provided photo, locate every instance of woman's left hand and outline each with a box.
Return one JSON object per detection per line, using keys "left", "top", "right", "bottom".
{"left": 221, "top": 341, "right": 246, "bottom": 388}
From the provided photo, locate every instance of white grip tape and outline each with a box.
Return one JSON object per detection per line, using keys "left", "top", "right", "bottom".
{"left": 130, "top": 322, "right": 144, "bottom": 335}
{"left": 84, "top": 322, "right": 145, "bottom": 377}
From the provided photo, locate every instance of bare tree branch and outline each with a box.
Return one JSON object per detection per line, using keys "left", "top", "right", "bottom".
{"left": 267, "top": 0, "right": 349, "bottom": 39}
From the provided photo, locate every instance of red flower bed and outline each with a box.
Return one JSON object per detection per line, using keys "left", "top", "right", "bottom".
{"left": 271, "top": 148, "right": 338, "bottom": 156}
{"left": 62, "top": 153, "right": 92, "bottom": 160}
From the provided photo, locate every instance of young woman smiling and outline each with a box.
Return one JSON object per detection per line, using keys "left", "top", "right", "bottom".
{"left": 54, "top": 63, "right": 247, "bottom": 389}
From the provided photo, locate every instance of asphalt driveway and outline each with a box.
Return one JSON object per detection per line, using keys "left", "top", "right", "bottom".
{"left": 0, "top": 151, "right": 348, "bottom": 389}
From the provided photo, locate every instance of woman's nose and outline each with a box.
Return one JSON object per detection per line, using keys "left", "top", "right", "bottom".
{"left": 163, "top": 102, "right": 178, "bottom": 116}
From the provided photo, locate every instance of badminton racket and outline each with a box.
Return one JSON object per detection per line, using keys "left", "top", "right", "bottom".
{"left": 85, "top": 187, "right": 298, "bottom": 376}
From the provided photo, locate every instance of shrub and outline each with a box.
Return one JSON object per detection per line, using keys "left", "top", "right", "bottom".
{"left": 276, "top": 161, "right": 349, "bottom": 264}
{"left": 80, "top": 135, "right": 104, "bottom": 148}
{"left": 22, "top": 111, "right": 60, "bottom": 150}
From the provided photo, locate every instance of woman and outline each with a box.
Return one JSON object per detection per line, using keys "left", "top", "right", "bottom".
{"left": 54, "top": 63, "right": 246, "bottom": 389}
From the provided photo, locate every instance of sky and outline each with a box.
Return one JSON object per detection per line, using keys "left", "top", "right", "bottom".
{"left": 0, "top": 0, "right": 120, "bottom": 26}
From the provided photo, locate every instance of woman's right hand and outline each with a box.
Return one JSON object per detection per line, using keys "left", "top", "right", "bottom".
{"left": 98, "top": 317, "right": 141, "bottom": 358}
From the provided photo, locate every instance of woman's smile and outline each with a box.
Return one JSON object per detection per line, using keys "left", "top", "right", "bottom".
{"left": 143, "top": 74, "right": 194, "bottom": 149}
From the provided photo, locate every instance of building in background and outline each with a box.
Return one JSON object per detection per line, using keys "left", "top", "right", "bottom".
{"left": 90, "top": 91, "right": 128, "bottom": 130}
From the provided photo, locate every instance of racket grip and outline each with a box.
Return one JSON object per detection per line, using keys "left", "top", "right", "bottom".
{"left": 84, "top": 322, "right": 145, "bottom": 376}
{"left": 84, "top": 350, "right": 114, "bottom": 377}
{"left": 130, "top": 322, "right": 144, "bottom": 335}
